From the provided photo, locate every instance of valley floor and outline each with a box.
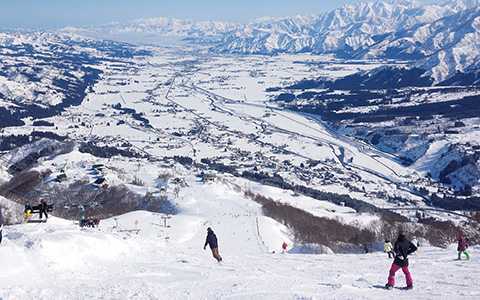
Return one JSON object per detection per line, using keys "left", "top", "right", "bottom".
{"left": 0, "top": 181, "right": 478, "bottom": 300}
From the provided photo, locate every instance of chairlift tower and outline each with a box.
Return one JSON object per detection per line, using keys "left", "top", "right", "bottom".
{"left": 161, "top": 215, "right": 172, "bottom": 228}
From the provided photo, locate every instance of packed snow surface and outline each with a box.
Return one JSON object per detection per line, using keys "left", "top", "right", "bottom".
{"left": 1, "top": 181, "right": 479, "bottom": 299}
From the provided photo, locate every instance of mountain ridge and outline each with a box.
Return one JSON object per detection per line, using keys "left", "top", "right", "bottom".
{"left": 57, "top": 0, "right": 480, "bottom": 83}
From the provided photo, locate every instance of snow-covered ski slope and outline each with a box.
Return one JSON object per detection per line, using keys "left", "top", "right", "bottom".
{"left": 1, "top": 180, "right": 479, "bottom": 300}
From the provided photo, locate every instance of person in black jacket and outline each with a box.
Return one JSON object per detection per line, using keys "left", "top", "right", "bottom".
{"left": 203, "top": 227, "right": 222, "bottom": 262}
{"left": 39, "top": 199, "right": 48, "bottom": 221}
{"left": 385, "top": 233, "right": 417, "bottom": 290}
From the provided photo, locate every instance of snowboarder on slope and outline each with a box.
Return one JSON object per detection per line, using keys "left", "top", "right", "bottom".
{"left": 204, "top": 227, "right": 222, "bottom": 262}
{"left": 457, "top": 233, "right": 470, "bottom": 261}
{"left": 39, "top": 199, "right": 48, "bottom": 221}
{"left": 384, "top": 240, "right": 394, "bottom": 259}
{"left": 385, "top": 233, "right": 417, "bottom": 290}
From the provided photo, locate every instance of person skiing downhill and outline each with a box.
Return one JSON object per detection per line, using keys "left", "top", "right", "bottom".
{"left": 385, "top": 233, "right": 417, "bottom": 290}
{"left": 457, "top": 233, "right": 470, "bottom": 260}
{"left": 204, "top": 227, "right": 222, "bottom": 262}
{"left": 384, "top": 240, "right": 394, "bottom": 259}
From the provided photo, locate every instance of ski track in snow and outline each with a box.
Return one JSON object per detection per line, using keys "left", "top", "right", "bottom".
{"left": 1, "top": 182, "right": 479, "bottom": 300}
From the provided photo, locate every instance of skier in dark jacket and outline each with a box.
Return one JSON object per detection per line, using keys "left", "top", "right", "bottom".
{"left": 39, "top": 199, "right": 48, "bottom": 221}
{"left": 203, "top": 227, "right": 222, "bottom": 262}
{"left": 385, "top": 233, "right": 417, "bottom": 290}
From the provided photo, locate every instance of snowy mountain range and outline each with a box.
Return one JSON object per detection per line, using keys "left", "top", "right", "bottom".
{"left": 62, "top": 0, "right": 480, "bottom": 84}
{"left": 212, "top": 0, "right": 480, "bottom": 83}
{"left": 214, "top": 0, "right": 479, "bottom": 55}
{"left": 63, "top": 17, "right": 238, "bottom": 45}
{"left": 350, "top": 5, "right": 480, "bottom": 82}
{"left": 93, "top": 17, "right": 237, "bottom": 37}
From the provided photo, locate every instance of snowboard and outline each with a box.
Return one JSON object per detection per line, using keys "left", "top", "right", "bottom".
{"left": 27, "top": 219, "right": 48, "bottom": 223}
{"left": 372, "top": 285, "right": 412, "bottom": 291}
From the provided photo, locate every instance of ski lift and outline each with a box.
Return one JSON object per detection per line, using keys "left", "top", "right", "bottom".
{"left": 202, "top": 172, "right": 216, "bottom": 183}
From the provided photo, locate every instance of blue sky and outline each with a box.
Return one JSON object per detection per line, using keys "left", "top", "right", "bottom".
{"left": 1, "top": 0, "right": 362, "bottom": 29}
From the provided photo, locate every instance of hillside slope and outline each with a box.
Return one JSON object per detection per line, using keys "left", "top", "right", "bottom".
{"left": 0, "top": 181, "right": 479, "bottom": 299}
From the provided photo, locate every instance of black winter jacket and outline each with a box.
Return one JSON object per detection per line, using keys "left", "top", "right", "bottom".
{"left": 40, "top": 201, "right": 48, "bottom": 212}
{"left": 204, "top": 231, "right": 218, "bottom": 249}
{"left": 393, "top": 239, "right": 417, "bottom": 267}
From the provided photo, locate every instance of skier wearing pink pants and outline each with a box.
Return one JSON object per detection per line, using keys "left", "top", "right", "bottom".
{"left": 385, "top": 233, "right": 417, "bottom": 290}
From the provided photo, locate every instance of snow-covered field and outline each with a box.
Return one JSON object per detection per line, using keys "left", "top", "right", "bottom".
{"left": 2, "top": 44, "right": 477, "bottom": 228}
{"left": 1, "top": 181, "right": 478, "bottom": 300}
{"left": 0, "top": 46, "right": 431, "bottom": 209}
